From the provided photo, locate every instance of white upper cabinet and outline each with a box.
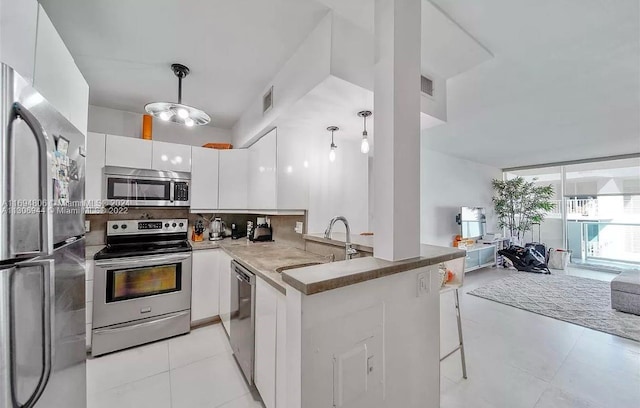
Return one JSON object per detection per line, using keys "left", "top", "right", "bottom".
{"left": 152, "top": 141, "right": 192, "bottom": 173}
{"left": 248, "top": 128, "right": 277, "bottom": 210}
{"left": 33, "top": 5, "right": 89, "bottom": 135}
{"left": 0, "top": 0, "right": 38, "bottom": 83}
{"left": 218, "top": 149, "right": 249, "bottom": 210}
{"left": 276, "top": 127, "right": 309, "bottom": 210}
{"left": 105, "top": 134, "right": 153, "bottom": 169}
{"left": 85, "top": 132, "right": 106, "bottom": 211}
{"left": 191, "top": 146, "right": 219, "bottom": 211}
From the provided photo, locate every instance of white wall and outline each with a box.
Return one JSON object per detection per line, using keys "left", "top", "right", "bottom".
{"left": 420, "top": 143, "right": 502, "bottom": 246}
{"left": 286, "top": 265, "right": 440, "bottom": 408}
{"left": 88, "top": 105, "right": 231, "bottom": 147}
{"left": 307, "top": 135, "right": 369, "bottom": 235}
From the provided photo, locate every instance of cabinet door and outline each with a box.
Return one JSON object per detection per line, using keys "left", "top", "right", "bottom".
{"left": 33, "top": 6, "right": 89, "bottom": 135}
{"left": 276, "top": 127, "right": 309, "bottom": 210}
{"left": 191, "top": 147, "right": 219, "bottom": 211}
{"left": 479, "top": 246, "right": 496, "bottom": 266}
{"left": 464, "top": 250, "right": 480, "bottom": 271}
{"left": 85, "top": 132, "right": 106, "bottom": 212}
{"left": 255, "top": 278, "right": 277, "bottom": 408}
{"left": 0, "top": 0, "right": 38, "bottom": 83}
{"left": 275, "top": 291, "right": 287, "bottom": 408}
{"left": 152, "top": 141, "right": 192, "bottom": 172}
{"left": 218, "top": 149, "right": 249, "bottom": 210}
{"left": 218, "top": 251, "right": 232, "bottom": 336}
{"left": 248, "top": 128, "right": 277, "bottom": 210}
{"left": 105, "top": 134, "right": 153, "bottom": 169}
{"left": 191, "top": 249, "right": 220, "bottom": 323}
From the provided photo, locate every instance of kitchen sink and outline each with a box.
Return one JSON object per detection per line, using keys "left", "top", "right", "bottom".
{"left": 275, "top": 262, "right": 323, "bottom": 273}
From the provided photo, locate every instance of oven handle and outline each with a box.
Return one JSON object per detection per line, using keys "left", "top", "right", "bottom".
{"left": 92, "top": 310, "right": 190, "bottom": 335}
{"left": 95, "top": 253, "right": 191, "bottom": 268}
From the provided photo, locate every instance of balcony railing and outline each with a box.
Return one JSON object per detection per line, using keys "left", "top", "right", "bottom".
{"left": 567, "top": 221, "right": 640, "bottom": 265}
{"left": 546, "top": 198, "right": 599, "bottom": 218}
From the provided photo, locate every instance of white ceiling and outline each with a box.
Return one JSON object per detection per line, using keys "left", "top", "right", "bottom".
{"left": 39, "top": 0, "right": 330, "bottom": 129}
{"left": 423, "top": 0, "right": 640, "bottom": 168}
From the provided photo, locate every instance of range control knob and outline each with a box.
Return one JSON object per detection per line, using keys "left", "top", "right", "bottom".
{"left": 165, "top": 223, "right": 170, "bottom": 228}
{"left": 172, "top": 223, "right": 177, "bottom": 227}
{"left": 112, "top": 224, "right": 118, "bottom": 229}
{"left": 178, "top": 222, "right": 184, "bottom": 227}
{"left": 121, "top": 224, "right": 127, "bottom": 229}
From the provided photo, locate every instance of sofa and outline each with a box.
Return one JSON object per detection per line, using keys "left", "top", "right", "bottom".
{"left": 611, "top": 270, "right": 640, "bottom": 315}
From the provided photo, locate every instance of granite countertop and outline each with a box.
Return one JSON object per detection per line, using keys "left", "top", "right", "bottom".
{"left": 218, "top": 240, "right": 330, "bottom": 294}
{"left": 282, "top": 244, "right": 466, "bottom": 295}
{"left": 304, "top": 232, "right": 374, "bottom": 253}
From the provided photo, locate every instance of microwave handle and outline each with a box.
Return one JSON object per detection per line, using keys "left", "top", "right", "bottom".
{"left": 169, "top": 181, "right": 174, "bottom": 203}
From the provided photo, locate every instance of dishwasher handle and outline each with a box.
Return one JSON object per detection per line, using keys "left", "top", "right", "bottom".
{"left": 231, "top": 261, "right": 254, "bottom": 285}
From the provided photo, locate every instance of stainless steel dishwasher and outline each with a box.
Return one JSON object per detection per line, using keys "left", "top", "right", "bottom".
{"left": 229, "top": 260, "right": 256, "bottom": 384}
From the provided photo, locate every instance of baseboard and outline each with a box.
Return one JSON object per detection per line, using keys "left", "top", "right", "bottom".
{"left": 191, "top": 315, "right": 221, "bottom": 329}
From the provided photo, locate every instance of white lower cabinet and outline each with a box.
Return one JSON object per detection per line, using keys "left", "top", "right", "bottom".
{"left": 218, "top": 251, "right": 233, "bottom": 336}
{"left": 191, "top": 249, "right": 220, "bottom": 323}
{"left": 255, "top": 277, "right": 286, "bottom": 408}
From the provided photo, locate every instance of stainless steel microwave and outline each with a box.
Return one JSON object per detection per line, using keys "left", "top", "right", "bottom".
{"left": 103, "top": 166, "right": 190, "bottom": 207}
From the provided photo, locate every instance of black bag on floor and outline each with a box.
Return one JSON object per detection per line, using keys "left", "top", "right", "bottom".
{"left": 525, "top": 223, "right": 547, "bottom": 261}
{"left": 498, "top": 245, "right": 551, "bottom": 274}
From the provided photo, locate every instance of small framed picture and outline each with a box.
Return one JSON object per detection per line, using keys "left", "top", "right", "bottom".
{"left": 56, "top": 135, "right": 69, "bottom": 155}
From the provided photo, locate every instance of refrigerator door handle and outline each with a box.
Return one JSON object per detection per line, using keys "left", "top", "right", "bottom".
{"left": 8, "top": 259, "right": 54, "bottom": 408}
{"left": 6, "top": 102, "right": 52, "bottom": 258}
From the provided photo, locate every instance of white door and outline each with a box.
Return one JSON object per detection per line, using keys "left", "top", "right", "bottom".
{"left": 191, "top": 249, "right": 220, "bottom": 322}
{"left": 105, "top": 134, "right": 153, "bottom": 169}
{"left": 218, "top": 149, "right": 249, "bottom": 210}
{"left": 248, "top": 128, "right": 277, "bottom": 210}
{"left": 254, "top": 278, "right": 277, "bottom": 408}
{"left": 191, "top": 147, "right": 219, "bottom": 211}
{"left": 152, "top": 141, "right": 192, "bottom": 172}
{"left": 85, "top": 132, "right": 106, "bottom": 212}
{"left": 218, "top": 251, "right": 232, "bottom": 336}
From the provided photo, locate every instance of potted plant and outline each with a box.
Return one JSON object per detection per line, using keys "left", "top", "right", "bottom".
{"left": 492, "top": 177, "right": 555, "bottom": 244}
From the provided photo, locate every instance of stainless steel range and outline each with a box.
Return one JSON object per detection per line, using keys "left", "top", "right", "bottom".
{"left": 92, "top": 219, "right": 192, "bottom": 356}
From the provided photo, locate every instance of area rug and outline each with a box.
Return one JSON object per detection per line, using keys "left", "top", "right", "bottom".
{"left": 468, "top": 273, "right": 640, "bottom": 342}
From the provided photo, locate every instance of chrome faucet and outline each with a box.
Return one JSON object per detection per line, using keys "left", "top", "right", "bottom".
{"left": 324, "top": 216, "right": 358, "bottom": 260}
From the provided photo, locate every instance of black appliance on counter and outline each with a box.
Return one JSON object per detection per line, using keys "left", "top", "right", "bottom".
{"left": 249, "top": 222, "right": 273, "bottom": 242}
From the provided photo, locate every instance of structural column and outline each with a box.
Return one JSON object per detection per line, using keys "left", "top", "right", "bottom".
{"left": 373, "top": 0, "right": 422, "bottom": 261}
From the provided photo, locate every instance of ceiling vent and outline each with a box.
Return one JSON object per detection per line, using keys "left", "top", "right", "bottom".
{"left": 421, "top": 76, "right": 433, "bottom": 96}
{"left": 263, "top": 86, "right": 274, "bottom": 114}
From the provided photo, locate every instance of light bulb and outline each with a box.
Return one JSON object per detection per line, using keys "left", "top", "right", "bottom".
{"left": 361, "top": 137, "right": 370, "bottom": 154}
{"left": 329, "top": 148, "right": 336, "bottom": 162}
{"left": 177, "top": 108, "right": 189, "bottom": 119}
{"left": 159, "top": 111, "right": 171, "bottom": 121}
{"left": 303, "top": 160, "right": 309, "bottom": 168}
{"left": 184, "top": 117, "right": 194, "bottom": 127}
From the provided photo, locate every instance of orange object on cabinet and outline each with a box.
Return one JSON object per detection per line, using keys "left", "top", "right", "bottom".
{"left": 142, "top": 115, "right": 153, "bottom": 140}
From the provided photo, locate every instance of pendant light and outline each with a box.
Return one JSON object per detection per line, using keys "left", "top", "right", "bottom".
{"left": 145, "top": 64, "right": 211, "bottom": 127}
{"left": 358, "top": 110, "right": 372, "bottom": 154}
{"left": 327, "top": 126, "right": 339, "bottom": 162}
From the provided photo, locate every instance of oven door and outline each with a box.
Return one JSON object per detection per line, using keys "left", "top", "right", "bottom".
{"left": 93, "top": 252, "right": 192, "bottom": 328}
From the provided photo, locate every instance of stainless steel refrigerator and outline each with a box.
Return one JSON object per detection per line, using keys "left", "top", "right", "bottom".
{"left": 0, "top": 64, "right": 86, "bottom": 407}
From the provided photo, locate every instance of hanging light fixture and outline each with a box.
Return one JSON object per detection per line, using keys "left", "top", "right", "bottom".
{"left": 327, "top": 126, "right": 339, "bottom": 162}
{"left": 358, "top": 110, "right": 372, "bottom": 154}
{"left": 145, "top": 64, "right": 211, "bottom": 127}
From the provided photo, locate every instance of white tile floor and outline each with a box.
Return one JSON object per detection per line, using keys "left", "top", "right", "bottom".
{"left": 86, "top": 324, "right": 264, "bottom": 408}
{"left": 440, "top": 266, "right": 640, "bottom": 408}
{"left": 87, "top": 266, "right": 640, "bottom": 408}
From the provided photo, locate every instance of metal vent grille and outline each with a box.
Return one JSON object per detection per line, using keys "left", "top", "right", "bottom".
{"left": 263, "top": 86, "right": 273, "bottom": 114}
{"left": 421, "top": 76, "right": 433, "bottom": 96}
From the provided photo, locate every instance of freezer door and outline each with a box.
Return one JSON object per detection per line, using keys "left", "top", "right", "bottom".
{"left": 0, "top": 237, "right": 86, "bottom": 408}
{"left": 0, "top": 65, "right": 53, "bottom": 261}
